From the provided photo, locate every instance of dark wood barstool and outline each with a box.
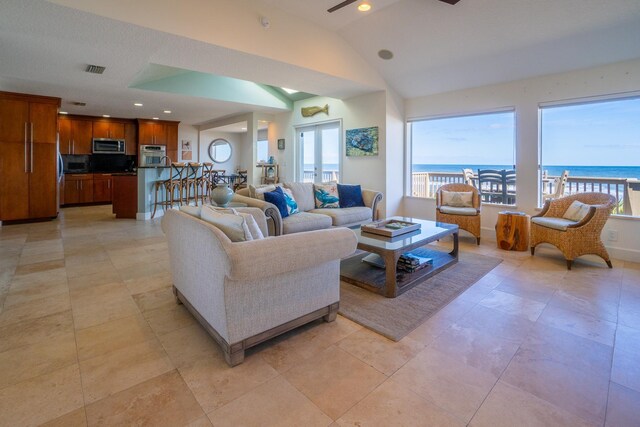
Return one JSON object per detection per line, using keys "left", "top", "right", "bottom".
{"left": 151, "top": 162, "right": 186, "bottom": 219}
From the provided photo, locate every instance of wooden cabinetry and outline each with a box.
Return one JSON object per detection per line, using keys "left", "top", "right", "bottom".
{"left": 92, "top": 120, "right": 125, "bottom": 139}
{"left": 59, "top": 116, "right": 92, "bottom": 154}
{"left": 125, "top": 122, "right": 137, "bottom": 155}
{"left": 138, "top": 120, "right": 167, "bottom": 145}
{"left": 0, "top": 91, "right": 60, "bottom": 221}
{"left": 63, "top": 174, "right": 93, "bottom": 204}
{"left": 138, "top": 119, "right": 179, "bottom": 160}
{"left": 93, "top": 174, "right": 113, "bottom": 203}
{"left": 112, "top": 175, "right": 138, "bottom": 218}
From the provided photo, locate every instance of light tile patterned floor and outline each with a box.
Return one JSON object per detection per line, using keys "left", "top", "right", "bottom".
{"left": 0, "top": 205, "right": 638, "bottom": 426}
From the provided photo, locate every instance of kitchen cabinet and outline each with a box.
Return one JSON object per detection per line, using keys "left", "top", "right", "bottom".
{"left": 93, "top": 174, "right": 112, "bottom": 203}
{"left": 112, "top": 174, "right": 137, "bottom": 218}
{"left": 59, "top": 116, "right": 92, "bottom": 154}
{"left": 166, "top": 122, "right": 178, "bottom": 162}
{"left": 63, "top": 174, "right": 93, "bottom": 204}
{"left": 93, "top": 120, "right": 125, "bottom": 139}
{"left": 125, "top": 122, "right": 137, "bottom": 156}
{"left": 0, "top": 91, "right": 60, "bottom": 221}
{"left": 138, "top": 120, "right": 167, "bottom": 146}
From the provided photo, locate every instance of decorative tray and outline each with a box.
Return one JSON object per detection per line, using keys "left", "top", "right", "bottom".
{"left": 361, "top": 219, "right": 421, "bottom": 237}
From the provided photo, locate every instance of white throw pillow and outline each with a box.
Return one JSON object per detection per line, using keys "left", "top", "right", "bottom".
{"left": 201, "top": 206, "right": 253, "bottom": 242}
{"left": 179, "top": 205, "right": 202, "bottom": 218}
{"left": 249, "top": 184, "right": 276, "bottom": 200}
{"left": 563, "top": 200, "right": 591, "bottom": 222}
{"left": 441, "top": 191, "right": 473, "bottom": 208}
{"left": 237, "top": 212, "right": 264, "bottom": 239}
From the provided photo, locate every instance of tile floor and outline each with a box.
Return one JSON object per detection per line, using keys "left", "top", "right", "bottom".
{"left": 0, "top": 205, "right": 639, "bottom": 426}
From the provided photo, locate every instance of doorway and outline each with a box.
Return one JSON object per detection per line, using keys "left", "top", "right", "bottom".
{"left": 296, "top": 121, "right": 341, "bottom": 183}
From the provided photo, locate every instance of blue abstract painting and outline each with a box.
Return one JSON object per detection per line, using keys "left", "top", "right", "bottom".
{"left": 346, "top": 126, "right": 379, "bottom": 156}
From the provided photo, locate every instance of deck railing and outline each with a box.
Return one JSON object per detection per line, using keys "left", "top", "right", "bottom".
{"left": 411, "top": 171, "right": 638, "bottom": 215}
{"left": 303, "top": 170, "right": 340, "bottom": 182}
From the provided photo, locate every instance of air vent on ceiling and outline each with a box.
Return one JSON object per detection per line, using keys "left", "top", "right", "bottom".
{"left": 85, "top": 64, "right": 106, "bottom": 74}
{"left": 70, "top": 101, "right": 86, "bottom": 106}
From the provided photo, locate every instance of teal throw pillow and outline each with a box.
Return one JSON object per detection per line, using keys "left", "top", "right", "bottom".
{"left": 282, "top": 188, "right": 299, "bottom": 215}
{"left": 314, "top": 183, "right": 340, "bottom": 208}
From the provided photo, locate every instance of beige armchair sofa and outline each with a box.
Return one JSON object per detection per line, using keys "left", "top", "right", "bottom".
{"left": 233, "top": 182, "right": 383, "bottom": 236}
{"left": 161, "top": 208, "right": 358, "bottom": 366}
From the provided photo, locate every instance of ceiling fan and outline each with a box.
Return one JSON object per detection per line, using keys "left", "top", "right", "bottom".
{"left": 328, "top": 0, "right": 460, "bottom": 13}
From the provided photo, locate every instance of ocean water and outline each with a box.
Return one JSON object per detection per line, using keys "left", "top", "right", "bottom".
{"left": 411, "top": 164, "right": 640, "bottom": 179}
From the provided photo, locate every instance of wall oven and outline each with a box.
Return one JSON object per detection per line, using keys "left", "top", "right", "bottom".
{"left": 139, "top": 145, "right": 167, "bottom": 166}
{"left": 93, "top": 138, "right": 126, "bottom": 154}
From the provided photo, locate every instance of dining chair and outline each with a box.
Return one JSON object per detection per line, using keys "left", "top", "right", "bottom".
{"left": 543, "top": 170, "right": 569, "bottom": 201}
{"left": 477, "top": 169, "right": 505, "bottom": 203}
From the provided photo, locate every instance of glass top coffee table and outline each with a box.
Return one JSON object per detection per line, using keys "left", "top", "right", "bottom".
{"left": 340, "top": 216, "right": 459, "bottom": 298}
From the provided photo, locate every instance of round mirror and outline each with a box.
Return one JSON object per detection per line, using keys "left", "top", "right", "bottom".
{"left": 208, "top": 138, "right": 232, "bottom": 163}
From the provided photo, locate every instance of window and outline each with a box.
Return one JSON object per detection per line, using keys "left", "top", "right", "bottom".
{"left": 296, "top": 121, "right": 341, "bottom": 183}
{"left": 257, "top": 139, "right": 268, "bottom": 163}
{"left": 409, "top": 111, "right": 516, "bottom": 204}
{"left": 540, "top": 96, "right": 640, "bottom": 216}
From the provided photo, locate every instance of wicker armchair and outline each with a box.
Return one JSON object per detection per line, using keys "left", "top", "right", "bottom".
{"left": 436, "top": 183, "right": 481, "bottom": 245}
{"left": 530, "top": 192, "right": 616, "bottom": 270}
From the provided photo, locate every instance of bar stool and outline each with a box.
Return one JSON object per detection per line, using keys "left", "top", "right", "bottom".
{"left": 182, "top": 162, "right": 202, "bottom": 206}
{"left": 151, "top": 163, "right": 186, "bottom": 219}
{"left": 200, "top": 162, "right": 214, "bottom": 204}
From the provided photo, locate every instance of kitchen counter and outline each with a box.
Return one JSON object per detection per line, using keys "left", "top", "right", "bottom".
{"left": 137, "top": 166, "right": 171, "bottom": 169}
{"left": 111, "top": 172, "right": 137, "bottom": 176}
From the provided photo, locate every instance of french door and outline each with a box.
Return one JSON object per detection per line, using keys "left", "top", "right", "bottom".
{"left": 296, "top": 121, "right": 341, "bottom": 183}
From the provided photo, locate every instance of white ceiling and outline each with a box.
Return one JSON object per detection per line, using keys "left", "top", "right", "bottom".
{"left": 1, "top": 0, "right": 639, "bottom": 125}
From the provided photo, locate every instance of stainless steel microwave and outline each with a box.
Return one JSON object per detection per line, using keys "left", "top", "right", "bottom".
{"left": 93, "top": 138, "right": 126, "bottom": 154}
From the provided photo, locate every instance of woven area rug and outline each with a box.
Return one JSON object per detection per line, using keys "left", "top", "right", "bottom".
{"left": 339, "top": 251, "right": 502, "bottom": 341}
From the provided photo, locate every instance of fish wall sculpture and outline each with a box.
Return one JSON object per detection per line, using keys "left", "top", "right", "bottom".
{"left": 301, "top": 104, "right": 329, "bottom": 117}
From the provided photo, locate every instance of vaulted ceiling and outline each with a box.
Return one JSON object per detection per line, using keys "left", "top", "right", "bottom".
{"left": 1, "top": 0, "right": 639, "bottom": 125}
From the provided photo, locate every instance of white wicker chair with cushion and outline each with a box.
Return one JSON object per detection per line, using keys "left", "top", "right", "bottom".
{"left": 530, "top": 192, "right": 616, "bottom": 270}
{"left": 436, "top": 183, "right": 481, "bottom": 245}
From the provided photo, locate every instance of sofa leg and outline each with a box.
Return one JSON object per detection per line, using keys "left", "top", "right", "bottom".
{"left": 566, "top": 260, "right": 573, "bottom": 270}
{"left": 476, "top": 237, "right": 481, "bottom": 245}
{"left": 530, "top": 246, "right": 535, "bottom": 256}
{"left": 172, "top": 286, "right": 183, "bottom": 305}
{"left": 323, "top": 302, "right": 339, "bottom": 323}
{"left": 606, "top": 260, "right": 613, "bottom": 269}
{"left": 224, "top": 345, "right": 245, "bottom": 367}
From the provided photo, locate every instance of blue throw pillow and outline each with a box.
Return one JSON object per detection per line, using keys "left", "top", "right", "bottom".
{"left": 338, "top": 184, "right": 365, "bottom": 208}
{"left": 263, "top": 186, "right": 289, "bottom": 219}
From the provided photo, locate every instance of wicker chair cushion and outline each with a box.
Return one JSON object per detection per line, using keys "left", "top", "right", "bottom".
{"left": 563, "top": 200, "right": 591, "bottom": 222}
{"left": 439, "top": 206, "right": 477, "bottom": 216}
{"left": 441, "top": 191, "right": 473, "bottom": 207}
{"left": 531, "top": 216, "right": 577, "bottom": 231}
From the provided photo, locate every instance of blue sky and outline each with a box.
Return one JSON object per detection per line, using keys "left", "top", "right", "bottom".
{"left": 411, "top": 97, "right": 640, "bottom": 167}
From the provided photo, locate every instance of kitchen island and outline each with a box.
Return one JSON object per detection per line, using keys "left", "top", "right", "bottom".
{"left": 137, "top": 166, "right": 172, "bottom": 220}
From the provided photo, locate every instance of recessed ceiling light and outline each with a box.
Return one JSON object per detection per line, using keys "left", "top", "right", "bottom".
{"left": 281, "top": 87, "right": 299, "bottom": 94}
{"left": 134, "top": 103, "right": 143, "bottom": 107}
{"left": 358, "top": 2, "right": 371, "bottom": 12}
{"left": 59, "top": 111, "right": 68, "bottom": 115}
{"left": 102, "top": 114, "right": 110, "bottom": 118}
{"left": 378, "top": 49, "right": 394, "bottom": 60}
{"left": 163, "top": 110, "right": 171, "bottom": 114}
{"left": 241, "top": 127, "right": 247, "bottom": 131}
{"left": 152, "top": 117, "right": 159, "bottom": 120}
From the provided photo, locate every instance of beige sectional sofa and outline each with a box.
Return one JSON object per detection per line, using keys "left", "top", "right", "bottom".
{"left": 161, "top": 207, "right": 357, "bottom": 366}
{"left": 233, "top": 182, "right": 383, "bottom": 236}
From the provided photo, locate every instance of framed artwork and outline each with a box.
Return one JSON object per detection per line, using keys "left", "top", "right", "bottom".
{"left": 277, "top": 138, "right": 285, "bottom": 150}
{"left": 181, "top": 140, "right": 193, "bottom": 161}
{"left": 346, "top": 126, "right": 378, "bottom": 156}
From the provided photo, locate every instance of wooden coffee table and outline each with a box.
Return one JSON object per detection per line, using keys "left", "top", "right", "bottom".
{"left": 340, "top": 217, "right": 459, "bottom": 298}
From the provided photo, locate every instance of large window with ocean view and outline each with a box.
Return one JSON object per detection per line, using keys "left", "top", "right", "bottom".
{"left": 540, "top": 96, "right": 640, "bottom": 217}
{"left": 409, "top": 110, "right": 516, "bottom": 204}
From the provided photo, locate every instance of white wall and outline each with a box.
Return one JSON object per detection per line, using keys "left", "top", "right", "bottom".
{"left": 403, "top": 58, "right": 640, "bottom": 261}
{"left": 177, "top": 124, "right": 198, "bottom": 162}
{"left": 272, "top": 92, "right": 390, "bottom": 217}
{"left": 198, "top": 130, "right": 243, "bottom": 173}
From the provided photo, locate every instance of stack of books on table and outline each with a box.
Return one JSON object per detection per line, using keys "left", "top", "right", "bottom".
{"left": 397, "top": 252, "right": 433, "bottom": 273}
